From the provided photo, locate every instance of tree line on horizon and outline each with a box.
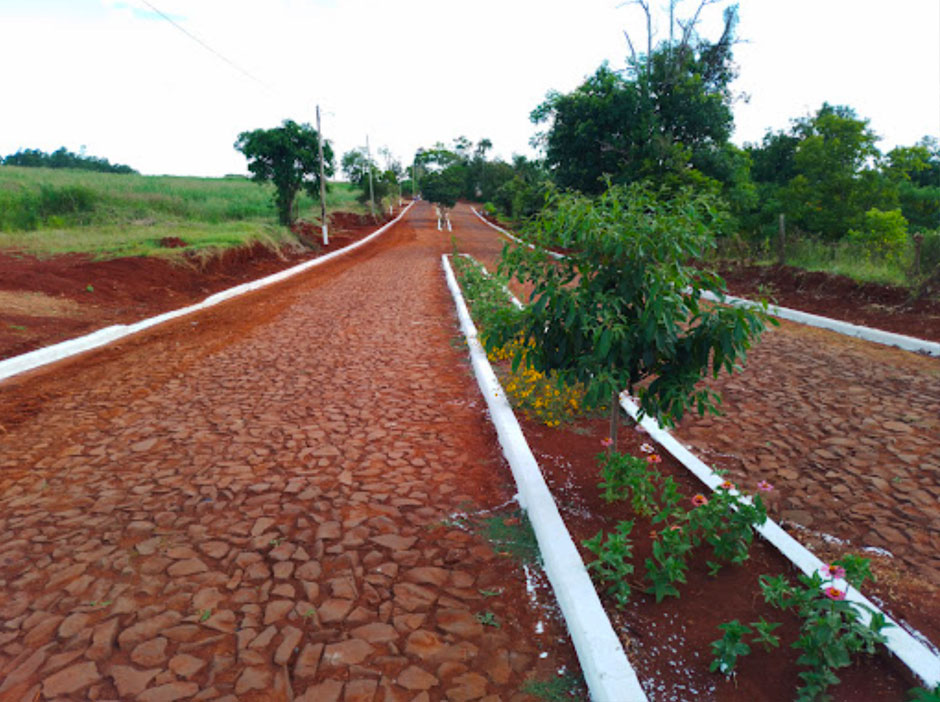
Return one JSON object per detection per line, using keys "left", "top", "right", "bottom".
{"left": 2, "top": 147, "right": 137, "bottom": 175}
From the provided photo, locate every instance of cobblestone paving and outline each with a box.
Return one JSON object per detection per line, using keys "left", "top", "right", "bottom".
{"left": 0, "top": 203, "right": 576, "bottom": 701}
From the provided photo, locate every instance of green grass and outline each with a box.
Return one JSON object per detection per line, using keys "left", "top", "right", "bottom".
{"left": 520, "top": 673, "right": 586, "bottom": 701}
{"left": 0, "top": 165, "right": 369, "bottom": 259}
{"left": 481, "top": 510, "right": 541, "bottom": 566}
{"left": 770, "top": 238, "right": 910, "bottom": 288}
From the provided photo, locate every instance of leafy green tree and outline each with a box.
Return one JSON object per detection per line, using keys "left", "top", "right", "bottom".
{"left": 421, "top": 168, "right": 463, "bottom": 210}
{"left": 341, "top": 147, "right": 372, "bottom": 185}
{"left": 487, "top": 182, "right": 771, "bottom": 447}
{"left": 234, "top": 119, "right": 334, "bottom": 226}
{"left": 531, "top": 3, "right": 739, "bottom": 194}
{"left": 783, "top": 104, "right": 887, "bottom": 239}
{"left": 885, "top": 137, "right": 940, "bottom": 231}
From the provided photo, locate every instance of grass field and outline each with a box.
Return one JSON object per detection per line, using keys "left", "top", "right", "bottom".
{"left": 0, "top": 166, "right": 371, "bottom": 259}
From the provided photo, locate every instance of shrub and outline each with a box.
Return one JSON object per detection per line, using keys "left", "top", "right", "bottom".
{"left": 847, "top": 208, "right": 908, "bottom": 264}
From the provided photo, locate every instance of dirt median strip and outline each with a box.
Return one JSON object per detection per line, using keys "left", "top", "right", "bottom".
{"left": 442, "top": 253, "right": 647, "bottom": 702}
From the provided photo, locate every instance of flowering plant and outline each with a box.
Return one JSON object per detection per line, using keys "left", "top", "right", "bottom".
{"left": 712, "top": 554, "right": 890, "bottom": 701}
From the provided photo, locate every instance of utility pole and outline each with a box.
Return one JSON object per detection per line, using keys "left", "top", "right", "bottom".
{"left": 316, "top": 104, "right": 328, "bottom": 246}
{"left": 365, "top": 134, "right": 375, "bottom": 219}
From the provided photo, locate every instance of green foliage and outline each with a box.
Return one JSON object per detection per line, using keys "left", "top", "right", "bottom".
{"left": 2, "top": 146, "right": 136, "bottom": 174}
{"left": 531, "top": 5, "right": 738, "bottom": 194}
{"left": 585, "top": 450, "right": 766, "bottom": 606}
{"left": 520, "top": 672, "right": 585, "bottom": 701}
{"left": 709, "top": 618, "right": 781, "bottom": 675}
{"left": 598, "top": 451, "right": 660, "bottom": 515}
{"left": 452, "top": 254, "right": 592, "bottom": 427}
{"left": 908, "top": 684, "right": 940, "bottom": 701}
{"left": 234, "top": 119, "right": 335, "bottom": 225}
{"left": 0, "top": 183, "right": 96, "bottom": 231}
{"left": 847, "top": 208, "right": 908, "bottom": 264}
{"left": 420, "top": 167, "right": 462, "bottom": 209}
{"left": 490, "top": 182, "right": 772, "bottom": 430}
{"left": 480, "top": 511, "right": 541, "bottom": 566}
{"left": 713, "top": 555, "right": 891, "bottom": 701}
{"left": 0, "top": 165, "right": 362, "bottom": 257}
{"left": 583, "top": 521, "right": 635, "bottom": 608}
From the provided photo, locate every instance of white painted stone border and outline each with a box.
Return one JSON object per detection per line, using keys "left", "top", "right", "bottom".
{"left": 0, "top": 202, "right": 415, "bottom": 383}
{"left": 469, "top": 206, "right": 940, "bottom": 357}
{"left": 619, "top": 394, "right": 940, "bottom": 688}
{"left": 457, "top": 250, "right": 940, "bottom": 689}
{"left": 442, "top": 254, "right": 647, "bottom": 702}
{"left": 469, "top": 206, "right": 563, "bottom": 259}
{"left": 699, "top": 290, "right": 940, "bottom": 357}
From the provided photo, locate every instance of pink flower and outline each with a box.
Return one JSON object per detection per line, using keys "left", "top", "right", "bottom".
{"left": 823, "top": 564, "right": 847, "bottom": 580}
{"left": 646, "top": 454, "right": 662, "bottom": 464}
{"left": 691, "top": 494, "right": 709, "bottom": 507}
{"left": 757, "top": 480, "right": 774, "bottom": 492}
{"left": 720, "top": 480, "right": 735, "bottom": 491}
{"left": 634, "top": 424, "right": 647, "bottom": 434}
{"left": 639, "top": 443, "right": 655, "bottom": 454}
{"left": 824, "top": 587, "right": 846, "bottom": 601}
{"left": 601, "top": 437, "right": 613, "bottom": 448}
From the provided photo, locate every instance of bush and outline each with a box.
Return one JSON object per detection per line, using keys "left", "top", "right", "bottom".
{"left": 917, "top": 229, "right": 940, "bottom": 274}
{"left": 847, "top": 208, "right": 908, "bottom": 264}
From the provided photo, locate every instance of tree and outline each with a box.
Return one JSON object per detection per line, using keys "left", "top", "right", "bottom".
{"left": 421, "top": 168, "right": 462, "bottom": 210}
{"left": 2, "top": 147, "right": 136, "bottom": 174}
{"left": 234, "top": 120, "right": 334, "bottom": 226}
{"left": 531, "top": 2, "right": 739, "bottom": 194}
{"left": 341, "top": 147, "right": 372, "bottom": 185}
{"left": 487, "top": 182, "right": 772, "bottom": 448}
{"left": 783, "top": 104, "right": 886, "bottom": 239}
{"left": 884, "top": 137, "right": 940, "bottom": 231}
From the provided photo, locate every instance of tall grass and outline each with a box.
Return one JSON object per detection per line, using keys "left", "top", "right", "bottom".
{"left": 0, "top": 166, "right": 367, "bottom": 258}
{"left": 715, "top": 233, "right": 939, "bottom": 289}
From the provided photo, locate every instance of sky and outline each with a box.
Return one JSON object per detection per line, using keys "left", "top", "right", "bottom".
{"left": 1, "top": 0, "right": 938, "bottom": 178}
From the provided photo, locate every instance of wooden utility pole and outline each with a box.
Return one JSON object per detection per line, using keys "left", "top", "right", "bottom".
{"left": 366, "top": 134, "right": 375, "bottom": 218}
{"left": 316, "top": 104, "right": 328, "bottom": 246}
{"left": 777, "top": 213, "right": 786, "bottom": 266}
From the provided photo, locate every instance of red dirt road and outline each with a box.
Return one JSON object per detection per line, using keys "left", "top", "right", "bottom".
{"left": 0, "top": 203, "right": 580, "bottom": 701}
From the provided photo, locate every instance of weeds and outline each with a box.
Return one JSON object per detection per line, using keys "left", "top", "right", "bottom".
{"left": 481, "top": 511, "right": 541, "bottom": 566}
{"left": 520, "top": 672, "right": 586, "bottom": 701}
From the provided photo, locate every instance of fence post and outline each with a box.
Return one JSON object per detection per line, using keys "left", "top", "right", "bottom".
{"left": 777, "top": 213, "right": 786, "bottom": 266}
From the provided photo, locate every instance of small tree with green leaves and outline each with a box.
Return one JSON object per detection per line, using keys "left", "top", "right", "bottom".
{"left": 235, "top": 119, "right": 334, "bottom": 226}
{"left": 489, "top": 182, "right": 772, "bottom": 448}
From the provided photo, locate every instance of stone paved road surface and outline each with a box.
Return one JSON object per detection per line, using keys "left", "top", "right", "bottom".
{"left": 0, "top": 202, "right": 578, "bottom": 701}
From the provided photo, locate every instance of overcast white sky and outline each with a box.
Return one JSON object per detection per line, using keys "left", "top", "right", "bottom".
{"left": 1, "top": 0, "right": 938, "bottom": 177}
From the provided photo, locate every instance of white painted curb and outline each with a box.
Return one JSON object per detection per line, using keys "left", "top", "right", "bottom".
{"left": 0, "top": 202, "right": 415, "bottom": 383}
{"left": 469, "top": 207, "right": 563, "bottom": 259}
{"left": 469, "top": 207, "right": 939, "bottom": 357}
{"left": 700, "top": 290, "right": 940, "bottom": 357}
{"left": 442, "top": 254, "right": 647, "bottom": 702}
{"left": 619, "top": 395, "right": 940, "bottom": 688}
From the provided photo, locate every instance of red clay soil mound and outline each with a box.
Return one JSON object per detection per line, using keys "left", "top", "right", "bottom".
{"left": 0, "top": 210, "right": 398, "bottom": 361}
{"left": 715, "top": 262, "right": 940, "bottom": 343}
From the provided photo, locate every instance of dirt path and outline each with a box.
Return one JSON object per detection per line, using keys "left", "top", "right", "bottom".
{"left": 452, "top": 204, "right": 940, "bottom": 645}
{"left": 0, "top": 202, "right": 579, "bottom": 701}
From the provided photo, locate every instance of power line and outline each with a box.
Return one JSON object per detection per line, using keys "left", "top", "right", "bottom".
{"left": 137, "top": 0, "right": 270, "bottom": 89}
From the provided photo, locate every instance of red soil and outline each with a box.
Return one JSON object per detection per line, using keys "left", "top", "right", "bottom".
{"left": 714, "top": 262, "right": 940, "bottom": 344}
{"left": 0, "top": 211, "right": 395, "bottom": 361}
